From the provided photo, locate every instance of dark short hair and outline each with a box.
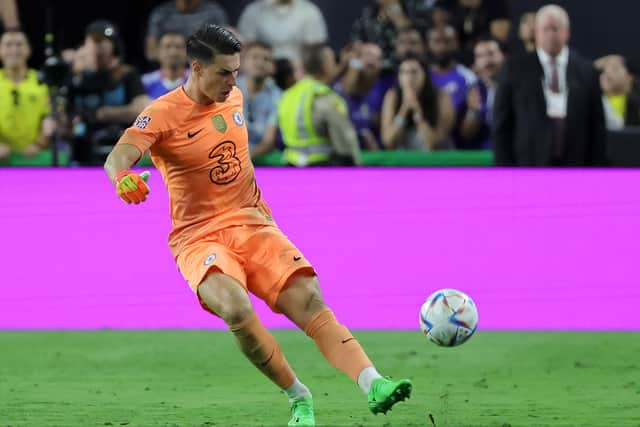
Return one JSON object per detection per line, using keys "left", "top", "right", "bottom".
{"left": 158, "top": 31, "right": 186, "bottom": 42}
{"left": 398, "top": 26, "right": 425, "bottom": 42}
{"left": 301, "top": 43, "right": 329, "bottom": 75}
{"left": 85, "top": 20, "right": 124, "bottom": 58}
{"left": 186, "top": 24, "right": 242, "bottom": 63}
{"left": 472, "top": 34, "right": 503, "bottom": 52}
{"left": 243, "top": 40, "right": 273, "bottom": 52}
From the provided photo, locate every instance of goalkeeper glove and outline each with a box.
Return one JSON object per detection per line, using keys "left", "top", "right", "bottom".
{"left": 115, "top": 170, "right": 150, "bottom": 204}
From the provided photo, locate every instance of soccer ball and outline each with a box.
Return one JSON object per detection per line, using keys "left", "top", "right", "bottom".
{"left": 419, "top": 289, "right": 478, "bottom": 347}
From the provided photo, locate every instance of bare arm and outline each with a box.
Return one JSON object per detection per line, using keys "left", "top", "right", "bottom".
{"left": 0, "top": 0, "right": 19, "bottom": 28}
{"left": 381, "top": 88, "right": 409, "bottom": 149}
{"left": 96, "top": 95, "right": 151, "bottom": 124}
{"left": 433, "top": 91, "right": 455, "bottom": 147}
{"left": 313, "top": 95, "right": 361, "bottom": 165}
{"left": 104, "top": 143, "right": 143, "bottom": 184}
{"left": 460, "top": 86, "right": 484, "bottom": 141}
{"left": 251, "top": 125, "right": 277, "bottom": 158}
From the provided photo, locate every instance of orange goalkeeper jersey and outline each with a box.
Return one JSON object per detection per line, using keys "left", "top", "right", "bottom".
{"left": 118, "top": 86, "right": 273, "bottom": 257}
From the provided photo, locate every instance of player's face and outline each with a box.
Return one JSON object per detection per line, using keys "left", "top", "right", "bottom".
{"left": 0, "top": 32, "right": 30, "bottom": 68}
{"left": 196, "top": 53, "right": 240, "bottom": 102}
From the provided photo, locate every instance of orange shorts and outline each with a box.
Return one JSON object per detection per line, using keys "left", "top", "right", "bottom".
{"left": 176, "top": 224, "right": 315, "bottom": 314}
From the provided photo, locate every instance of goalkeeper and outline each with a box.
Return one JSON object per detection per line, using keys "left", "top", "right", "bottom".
{"left": 104, "top": 24, "right": 411, "bottom": 427}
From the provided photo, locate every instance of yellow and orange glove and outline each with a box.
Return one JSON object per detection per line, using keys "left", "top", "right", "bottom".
{"left": 115, "top": 170, "right": 151, "bottom": 204}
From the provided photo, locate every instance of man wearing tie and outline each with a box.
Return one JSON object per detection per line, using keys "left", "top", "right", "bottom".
{"left": 493, "top": 4, "right": 607, "bottom": 166}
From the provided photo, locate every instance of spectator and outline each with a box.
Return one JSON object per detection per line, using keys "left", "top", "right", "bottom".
{"left": 427, "top": 25, "right": 481, "bottom": 148}
{"left": 68, "top": 20, "right": 150, "bottom": 165}
{"left": 518, "top": 12, "right": 536, "bottom": 53}
{"left": 433, "top": 0, "right": 510, "bottom": 65}
{"left": 493, "top": 5, "right": 606, "bottom": 166}
{"left": 142, "top": 32, "right": 189, "bottom": 99}
{"left": 236, "top": 41, "right": 281, "bottom": 158}
{"left": 278, "top": 43, "right": 361, "bottom": 166}
{"left": 0, "top": 29, "right": 52, "bottom": 160}
{"left": 146, "top": 0, "right": 228, "bottom": 61}
{"left": 595, "top": 54, "right": 640, "bottom": 130}
{"left": 334, "top": 42, "right": 387, "bottom": 150}
{"left": 0, "top": 0, "right": 19, "bottom": 30}
{"left": 468, "top": 35, "right": 504, "bottom": 148}
{"left": 381, "top": 55, "right": 454, "bottom": 150}
{"left": 238, "top": 0, "right": 327, "bottom": 62}
{"left": 394, "top": 26, "right": 427, "bottom": 63}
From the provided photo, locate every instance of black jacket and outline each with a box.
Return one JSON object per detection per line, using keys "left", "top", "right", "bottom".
{"left": 493, "top": 50, "right": 607, "bottom": 166}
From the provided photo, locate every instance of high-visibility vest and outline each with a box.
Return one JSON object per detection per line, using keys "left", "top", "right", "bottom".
{"left": 278, "top": 77, "right": 348, "bottom": 166}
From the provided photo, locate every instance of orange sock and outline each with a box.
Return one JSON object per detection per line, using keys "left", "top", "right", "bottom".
{"left": 303, "top": 308, "right": 373, "bottom": 383}
{"left": 230, "top": 313, "right": 296, "bottom": 390}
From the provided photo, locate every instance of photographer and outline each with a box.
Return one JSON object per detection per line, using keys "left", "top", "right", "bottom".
{"left": 67, "top": 20, "right": 150, "bottom": 165}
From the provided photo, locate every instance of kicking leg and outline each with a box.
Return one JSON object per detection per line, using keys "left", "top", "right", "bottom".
{"left": 198, "top": 271, "right": 315, "bottom": 426}
{"left": 275, "top": 272, "right": 412, "bottom": 415}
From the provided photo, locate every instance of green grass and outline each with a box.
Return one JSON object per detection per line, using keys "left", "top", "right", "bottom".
{"left": 1, "top": 330, "right": 639, "bottom": 426}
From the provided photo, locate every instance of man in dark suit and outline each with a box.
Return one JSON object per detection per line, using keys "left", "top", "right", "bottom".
{"left": 493, "top": 4, "right": 607, "bottom": 166}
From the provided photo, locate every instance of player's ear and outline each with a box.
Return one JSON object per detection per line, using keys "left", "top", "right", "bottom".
{"left": 192, "top": 59, "right": 202, "bottom": 76}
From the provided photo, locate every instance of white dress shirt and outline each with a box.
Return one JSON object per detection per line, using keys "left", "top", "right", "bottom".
{"left": 537, "top": 46, "right": 569, "bottom": 118}
{"left": 537, "top": 46, "right": 569, "bottom": 92}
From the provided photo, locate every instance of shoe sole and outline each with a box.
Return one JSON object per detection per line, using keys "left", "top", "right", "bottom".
{"left": 369, "top": 380, "right": 412, "bottom": 415}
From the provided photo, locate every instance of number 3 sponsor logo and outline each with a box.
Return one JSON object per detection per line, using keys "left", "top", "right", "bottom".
{"left": 208, "top": 141, "right": 241, "bottom": 185}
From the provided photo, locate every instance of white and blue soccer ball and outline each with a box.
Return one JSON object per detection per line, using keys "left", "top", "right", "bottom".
{"left": 419, "top": 289, "right": 478, "bottom": 347}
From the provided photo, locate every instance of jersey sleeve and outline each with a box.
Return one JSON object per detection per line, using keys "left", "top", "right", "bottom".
{"left": 118, "top": 101, "right": 171, "bottom": 153}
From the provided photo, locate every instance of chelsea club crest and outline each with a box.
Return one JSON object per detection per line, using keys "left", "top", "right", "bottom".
{"left": 233, "top": 111, "right": 244, "bottom": 126}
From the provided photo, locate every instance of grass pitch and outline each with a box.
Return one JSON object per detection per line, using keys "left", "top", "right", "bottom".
{"left": 1, "top": 330, "right": 639, "bottom": 426}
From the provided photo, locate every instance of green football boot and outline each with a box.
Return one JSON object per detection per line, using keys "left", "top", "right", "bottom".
{"left": 288, "top": 396, "right": 316, "bottom": 427}
{"left": 367, "top": 377, "right": 412, "bottom": 415}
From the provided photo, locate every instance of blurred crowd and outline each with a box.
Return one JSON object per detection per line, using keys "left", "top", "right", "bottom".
{"left": 0, "top": 0, "right": 638, "bottom": 166}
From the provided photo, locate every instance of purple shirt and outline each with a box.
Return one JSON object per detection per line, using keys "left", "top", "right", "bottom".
{"left": 334, "top": 75, "right": 394, "bottom": 149}
{"left": 430, "top": 64, "right": 478, "bottom": 115}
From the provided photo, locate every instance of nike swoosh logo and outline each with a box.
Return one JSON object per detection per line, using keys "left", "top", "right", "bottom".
{"left": 293, "top": 256, "right": 302, "bottom": 261}
{"left": 188, "top": 128, "right": 204, "bottom": 138}
{"left": 341, "top": 338, "right": 354, "bottom": 344}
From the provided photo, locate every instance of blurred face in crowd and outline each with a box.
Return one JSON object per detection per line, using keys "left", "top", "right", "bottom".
{"left": 175, "top": 0, "right": 201, "bottom": 12}
{"left": 428, "top": 26, "right": 458, "bottom": 68}
{"left": 359, "top": 42, "right": 383, "bottom": 76}
{"left": 87, "top": 34, "right": 116, "bottom": 69}
{"left": 473, "top": 40, "right": 504, "bottom": 82}
{"left": 0, "top": 31, "right": 30, "bottom": 69}
{"left": 395, "top": 29, "right": 425, "bottom": 60}
{"left": 519, "top": 12, "right": 536, "bottom": 45}
{"left": 242, "top": 44, "right": 274, "bottom": 80}
{"left": 398, "top": 58, "right": 426, "bottom": 92}
{"left": 157, "top": 33, "right": 187, "bottom": 71}
{"left": 600, "top": 58, "right": 632, "bottom": 95}
{"left": 193, "top": 53, "right": 240, "bottom": 102}
{"left": 535, "top": 8, "right": 570, "bottom": 57}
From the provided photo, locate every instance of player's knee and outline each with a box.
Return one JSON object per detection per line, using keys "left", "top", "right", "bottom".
{"left": 199, "top": 273, "right": 253, "bottom": 325}
{"left": 301, "top": 283, "right": 326, "bottom": 314}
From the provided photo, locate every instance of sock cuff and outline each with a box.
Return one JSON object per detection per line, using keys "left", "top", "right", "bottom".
{"left": 303, "top": 308, "right": 335, "bottom": 337}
